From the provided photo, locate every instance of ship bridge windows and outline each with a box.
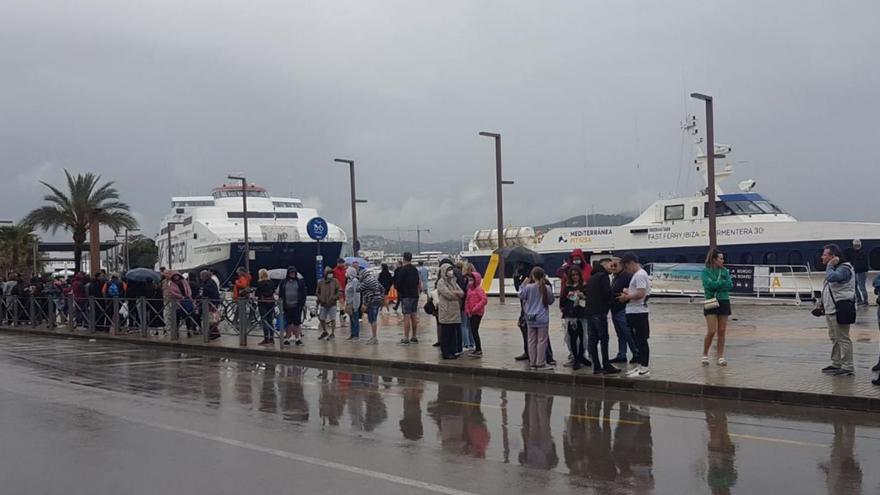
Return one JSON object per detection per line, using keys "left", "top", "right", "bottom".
{"left": 272, "top": 201, "right": 303, "bottom": 208}
{"left": 227, "top": 212, "right": 298, "bottom": 219}
{"left": 704, "top": 200, "right": 784, "bottom": 217}
{"left": 213, "top": 190, "right": 268, "bottom": 199}
{"left": 172, "top": 200, "right": 214, "bottom": 207}
{"left": 664, "top": 204, "right": 685, "bottom": 221}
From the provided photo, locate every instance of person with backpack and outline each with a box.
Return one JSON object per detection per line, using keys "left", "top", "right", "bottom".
{"left": 819, "top": 244, "right": 856, "bottom": 377}
{"left": 519, "top": 267, "right": 556, "bottom": 371}
{"left": 277, "top": 266, "right": 307, "bottom": 347}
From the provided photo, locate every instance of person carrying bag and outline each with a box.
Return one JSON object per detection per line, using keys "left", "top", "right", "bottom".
{"left": 817, "top": 244, "right": 856, "bottom": 376}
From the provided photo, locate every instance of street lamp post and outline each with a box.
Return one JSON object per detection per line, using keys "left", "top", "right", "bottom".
{"left": 124, "top": 228, "right": 140, "bottom": 272}
{"left": 334, "top": 159, "right": 368, "bottom": 256}
{"left": 479, "top": 132, "right": 514, "bottom": 303}
{"left": 166, "top": 221, "right": 185, "bottom": 270}
{"left": 690, "top": 92, "right": 718, "bottom": 250}
{"left": 227, "top": 175, "right": 251, "bottom": 274}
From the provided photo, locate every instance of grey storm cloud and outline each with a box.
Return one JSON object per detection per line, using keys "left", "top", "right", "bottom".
{"left": 1, "top": 0, "right": 878, "bottom": 242}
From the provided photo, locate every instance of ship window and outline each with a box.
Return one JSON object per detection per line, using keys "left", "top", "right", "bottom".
{"left": 763, "top": 252, "right": 777, "bottom": 265}
{"left": 193, "top": 233, "right": 198, "bottom": 239}
{"left": 272, "top": 201, "right": 303, "bottom": 208}
{"left": 227, "top": 211, "right": 298, "bottom": 219}
{"left": 704, "top": 201, "right": 735, "bottom": 217}
{"left": 675, "top": 255, "right": 687, "bottom": 263}
{"left": 870, "top": 248, "right": 880, "bottom": 270}
{"left": 176, "top": 208, "right": 185, "bottom": 214}
{"left": 754, "top": 201, "right": 783, "bottom": 214}
{"left": 726, "top": 201, "right": 764, "bottom": 215}
{"left": 788, "top": 250, "right": 803, "bottom": 266}
{"left": 664, "top": 204, "right": 685, "bottom": 221}
{"left": 276, "top": 212, "right": 299, "bottom": 218}
{"left": 740, "top": 252, "right": 754, "bottom": 264}
{"left": 691, "top": 206, "right": 699, "bottom": 217}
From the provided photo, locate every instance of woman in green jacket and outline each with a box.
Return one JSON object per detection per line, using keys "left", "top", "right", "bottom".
{"left": 702, "top": 248, "right": 734, "bottom": 366}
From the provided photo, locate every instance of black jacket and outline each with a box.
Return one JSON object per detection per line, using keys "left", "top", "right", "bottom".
{"left": 560, "top": 282, "right": 586, "bottom": 319}
{"left": 277, "top": 278, "right": 307, "bottom": 309}
{"left": 610, "top": 271, "right": 633, "bottom": 313}
{"left": 852, "top": 249, "right": 869, "bottom": 274}
{"left": 199, "top": 279, "right": 221, "bottom": 304}
{"left": 378, "top": 270, "right": 393, "bottom": 294}
{"left": 584, "top": 264, "right": 613, "bottom": 316}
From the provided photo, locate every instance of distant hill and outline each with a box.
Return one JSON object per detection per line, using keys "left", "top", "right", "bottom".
{"left": 535, "top": 213, "right": 635, "bottom": 231}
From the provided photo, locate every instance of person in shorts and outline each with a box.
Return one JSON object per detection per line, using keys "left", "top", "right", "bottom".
{"left": 316, "top": 266, "right": 341, "bottom": 341}
{"left": 701, "top": 248, "right": 733, "bottom": 366}
{"left": 357, "top": 269, "right": 385, "bottom": 345}
{"left": 394, "top": 252, "right": 423, "bottom": 344}
{"left": 277, "top": 266, "right": 307, "bottom": 346}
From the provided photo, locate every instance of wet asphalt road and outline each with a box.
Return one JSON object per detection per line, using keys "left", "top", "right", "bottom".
{"left": 1, "top": 334, "right": 879, "bottom": 495}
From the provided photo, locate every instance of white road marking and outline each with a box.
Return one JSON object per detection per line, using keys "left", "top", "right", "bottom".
{"left": 112, "top": 414, "right": 480, "bottom": 495}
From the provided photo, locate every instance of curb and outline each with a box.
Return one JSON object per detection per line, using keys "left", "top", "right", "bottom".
{"left": 2, "top": 325, "right": 878, "bottom": 413}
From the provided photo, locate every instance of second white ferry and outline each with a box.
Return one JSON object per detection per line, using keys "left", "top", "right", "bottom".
{"left": 462, "top": 116, "right": 880, "bottom": 279}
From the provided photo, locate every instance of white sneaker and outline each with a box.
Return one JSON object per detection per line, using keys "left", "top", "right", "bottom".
{"left": 626, "top": 367, "right": 642, "bottom": 378}
{"left": 637, "top": 367, "right": 651, "bottom": 378}
{"left": 701, "top": 356, "right": 710, "bottom": 366}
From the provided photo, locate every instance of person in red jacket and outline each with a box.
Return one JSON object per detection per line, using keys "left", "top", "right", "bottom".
{"left": 332, "top": 258, "right": 348, "bottom": 322}
{"left": 557, "top": 248, "right": 592, "bottom": 286}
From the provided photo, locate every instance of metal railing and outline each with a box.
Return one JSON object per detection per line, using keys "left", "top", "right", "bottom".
{"left": 0, "top": 294, "right": 320, "bottom": 346}
{"left": 646, "top": 263, "right": 816, "bottom": 304}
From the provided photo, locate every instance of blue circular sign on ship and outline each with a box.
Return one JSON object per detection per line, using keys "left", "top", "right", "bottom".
{"left": 307, "top": 217, "right": 328, "bottom": 241}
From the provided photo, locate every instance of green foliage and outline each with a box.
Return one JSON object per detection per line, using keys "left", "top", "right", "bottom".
{"left": 0, "top": 223, "right": 37, "bottom": 275}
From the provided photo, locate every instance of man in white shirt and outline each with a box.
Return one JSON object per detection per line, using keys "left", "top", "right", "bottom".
{"left": 617, "top": 253, "right": 651, "bottom": 378}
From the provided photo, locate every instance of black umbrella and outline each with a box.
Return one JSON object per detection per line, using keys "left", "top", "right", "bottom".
{"left": 495, "top": 246, "right": 544, "bottom": 267}
{"left": 125, "top": 267, "right": 162, "bottom": 283}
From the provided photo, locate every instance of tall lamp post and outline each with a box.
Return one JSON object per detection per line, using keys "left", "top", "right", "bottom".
{"left": 690, "top": 92, "right": 718, "bottom": 250}
{"left": 165, "top": 221, "right": 185, "bottom": 270}
{"left": 333, "top": 159, "right": 368, "bottom": 257}
{"left": 124, "top": 228, "right": 140, "bottom": 272}
{"left": 479, "top": 132, "right": 514, "bottom": 304}
{"left": 227, "top": 175, "right": 251, "bottom": 274}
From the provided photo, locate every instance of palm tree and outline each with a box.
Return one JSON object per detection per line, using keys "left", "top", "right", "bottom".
{"left": 0, "top": 223, "right": 36, "bottom": 274}
{"left": 24, "top": 170, "right": 138, "bottom": 273}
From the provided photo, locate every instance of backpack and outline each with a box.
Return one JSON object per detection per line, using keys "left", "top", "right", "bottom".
{"left": 107, "top": 281, "right": 121, "bottom": 298}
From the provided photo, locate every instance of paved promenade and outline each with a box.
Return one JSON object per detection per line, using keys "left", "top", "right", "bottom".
{"left": 4, "top": 299, "right": 880, "bottom": 411}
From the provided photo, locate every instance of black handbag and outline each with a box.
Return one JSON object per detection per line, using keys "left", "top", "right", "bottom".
{"left": 829, "top": 288, "right": 857, "bottom": 325}
{"left": 423, "top": 298, "right": 436, "bottom": 316}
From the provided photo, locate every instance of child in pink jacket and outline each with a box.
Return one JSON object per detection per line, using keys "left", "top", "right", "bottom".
{"left": 464, "top": 272, "right": 488, "bottom": 357}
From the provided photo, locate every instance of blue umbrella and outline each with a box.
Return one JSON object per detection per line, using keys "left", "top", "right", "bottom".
{"left": 344, "top": 256, "right": 371, "bottom": 269}
{"left": 125, "top": 267, "right": 162, "bottom": 283}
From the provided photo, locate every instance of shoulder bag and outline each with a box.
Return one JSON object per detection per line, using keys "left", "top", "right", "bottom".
{"left": 703, "top": 270, "right": 721, "bottom": 310}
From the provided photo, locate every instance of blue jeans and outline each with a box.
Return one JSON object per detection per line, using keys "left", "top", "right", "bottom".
{"left": 855, "top": 272, "right": 868, "bottom": 304}
{"left": 460, "top": 310, "right": 474, "bottom": 347}
{"left": 611, "top": 309, "right": 638, "bottom": 359}
{"left": 349, "top": 306, "right": 361, "bottom": 338}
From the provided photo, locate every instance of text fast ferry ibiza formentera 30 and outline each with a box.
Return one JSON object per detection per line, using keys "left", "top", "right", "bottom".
{"left": 462, "top": 116, "right": 880, "bottom": 282}
{"left": 156, "top": 182, "right": 346, "bottom": 288}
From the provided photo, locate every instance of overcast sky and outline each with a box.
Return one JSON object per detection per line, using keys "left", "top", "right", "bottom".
{"left": 1, "top": 1, "right": 878, "bottom": 244}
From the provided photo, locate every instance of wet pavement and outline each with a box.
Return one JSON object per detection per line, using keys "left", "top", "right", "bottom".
{"left": 6, "top": 299, "right": 880, "bottom": 408}
{"left": 1, "top": 333, "right": 879, "bottom": 494}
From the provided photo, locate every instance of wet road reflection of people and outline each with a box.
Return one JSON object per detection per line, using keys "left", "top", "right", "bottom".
{"left": 819, "top": 423, "right": 863, "bottom": 495}
{"left": 398, "top": 378, "right": 425, "bottom": 440}
{"left": 428, "top": 383, "right": 466, "bottom": 453}
{"left": 519, "top": 393, "right": 558, "bottom": 470}
{"left": 564, "top": 399, "right": 616, "bottom": 482}
{"left": 462, "top": 387, "right": 490, "bottom": 458}
{"left": 705, "top": 409, "right": 737, "bottom": 495}
{"left": 280, "top": 365, "right": 309, "bottom": 423}
{"left": 613, "top": 402, "right": 654, "bottom": 494}
{"left": 318, "top": 370, "right": 345, "bottom": 427}
{"left": 347, "top": 374, "right": 387, "bottom": 432}
{"left": 258, "top": 363, "right": 278, "bottom": 415}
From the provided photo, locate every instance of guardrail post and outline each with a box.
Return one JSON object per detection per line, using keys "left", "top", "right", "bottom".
{"left": 238, "top": 299, "right": 248, "bottom": 346}
{"left": 138, "top": 298, "right": 148, "bottom": 337}
{"left": 170, "top": 301, "right": 180, "bottom": 341}
{"left": 67, "top": 295, "right": 75, "bottom": 331}
{"left": 29, "top": 296, "right": 37, "bottom": 328}
{"left": 12, "top": 297, "right": 20, "bottom": 326}
{"left": 201, "top": 299, "right": 211, "bottom": 343}
{"left": 48, "top": 298, "right": 56, "bottom": 330}
{"left": 111, "top": 298, "right": 120, "bottom": 335}
{"left": 87, "top": 297, "right": 96, "bottom": 333}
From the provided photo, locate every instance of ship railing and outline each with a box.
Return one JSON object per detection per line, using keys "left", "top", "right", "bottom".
{"left": 645, "top": 263, "right": 815, "bottom": 305}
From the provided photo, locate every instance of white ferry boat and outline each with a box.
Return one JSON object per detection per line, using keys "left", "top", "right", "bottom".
{"left": 156, "top": 182, "right": 346, "bottom": 288}
{"left": 462, "top": 117, "right": 880, "bottom": 280}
